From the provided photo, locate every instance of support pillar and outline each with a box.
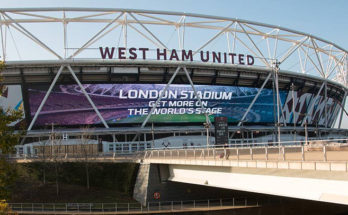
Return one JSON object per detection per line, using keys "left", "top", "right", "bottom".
{"left": 28, "top": 65, "right": 65, "bottom": 130}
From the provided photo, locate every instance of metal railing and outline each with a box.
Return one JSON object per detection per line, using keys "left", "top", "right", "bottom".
{"left": 8, "top": 198, "right": 259, "bottom": 213}
{"left": 5, "top": 151, "right": 145, "bottom": 163}
{"left": 6, "top": 138, "right": 348, "bottom": 163}
{"left": 144, "top": 138, "right": 348, "bottom": 163}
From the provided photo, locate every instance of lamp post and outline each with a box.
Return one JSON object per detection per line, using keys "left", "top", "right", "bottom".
{"left": 204, "top": 122, "right": 210, "bottom": 147}
{"left": 305, "top": 120, "right": 308, "bottom": 146}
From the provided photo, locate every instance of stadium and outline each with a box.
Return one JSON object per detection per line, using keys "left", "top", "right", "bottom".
{"left": 0, "top": 8, "right": 347, "bottom": 156}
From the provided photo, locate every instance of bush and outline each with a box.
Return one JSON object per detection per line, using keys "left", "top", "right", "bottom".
{"left": 0, "top": 200, "right": 17, "bottom": 215}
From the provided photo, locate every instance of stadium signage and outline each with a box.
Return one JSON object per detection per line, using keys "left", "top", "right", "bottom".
{"left": 99, "top": 47, "right": 255, "bottom": 65}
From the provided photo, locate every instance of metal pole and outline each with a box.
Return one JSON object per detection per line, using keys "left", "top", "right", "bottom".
{"left": 265, "top": 146, "right": 268, "bottom": 160}
{"left": 183, "top": 67, "right": 211, "bottom": 125}
{"left": 305, "top": 121, "right": 308, "bottom": 145}
{"left": 238, "top": 72, "right": 272, "bottom": 126}
{"left": 301, "top": 82, "right": 326, "bottom": 126}
{"left": 338, "top": 91, "right": 347, "bottom": 129}
{"left": 141, "top": 66, "right": 182, "bottom": 128}
{"left": 66, "top": 65, "right": 109, "bottom": 128}
{"left": 291, "top": 83, "right": 297, "bottom": 142}
{"left": 301, "top": 145, "right": 305, "bottom": 161}
{"left": 325, "top": 81, "right": 328, "bottom": 128}
{"left": 2, "top": 12, "right": 63, "bottom": 60}
{"left": 273, "top": 61, "right": 282, "bottom": 155}
{"left": 206, "top": 125, "right": 209, "bottom": 147}
{"left": 28, "top": 65, "right": 65, "bottom": 130}
{"left": 151, "top": 122, "right": 155, "bottom": 148}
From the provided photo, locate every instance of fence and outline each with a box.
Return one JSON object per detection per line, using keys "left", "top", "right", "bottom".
{"left": 9, "top": 198, "right": 259, "bottom": 213}
{"left": 144, "top": 138, "right": 348, "bottom": 162}
{"left": 6, "top": 138, "right": 348, "bottom": 163}
{"left": 6, "top": 152, "right": 143, "bottom": 162}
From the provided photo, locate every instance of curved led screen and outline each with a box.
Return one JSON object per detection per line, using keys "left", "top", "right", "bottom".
{"left": 27, "top": 83, "right": 339, "bottom": 127}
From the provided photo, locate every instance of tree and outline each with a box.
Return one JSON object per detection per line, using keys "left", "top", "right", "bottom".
{"left": 0, "top": 200, "right": 17, "bottom": 215}
{"left": 79, "top": 128, "right": 96, "bottom": 190}
{"left": 37, "top": 137, "right": 49, "bottom": 185}
{"left": 46, "top": 124, "right": 63, "bottom": 197}
{"left": 0, "top": 61, "right": 23, "bottom": 200}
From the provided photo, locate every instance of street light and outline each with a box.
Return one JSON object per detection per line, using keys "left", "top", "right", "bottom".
{"left": 203, "top": 122, "right": 210, "bottom": 147}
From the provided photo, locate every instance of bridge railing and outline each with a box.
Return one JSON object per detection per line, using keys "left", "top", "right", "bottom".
{"left": 144, "top": 138, "right": 348, "bottom": 162}
{"left": 5, "top": 151, "right": 144, "bottom": 162}
{"left": 8, "top": 197, "right": 259, "bottom": 213}
{"left": 5, "top": 138, "right": 348, "bottom": 162}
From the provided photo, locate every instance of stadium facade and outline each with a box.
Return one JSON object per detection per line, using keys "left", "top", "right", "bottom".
{"left": 0, "top": 8, "right": 347, "bottom": 154}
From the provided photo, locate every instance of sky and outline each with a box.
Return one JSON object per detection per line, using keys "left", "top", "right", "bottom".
{"left": 1, "top": 0, "right": 348, "bottom": 128}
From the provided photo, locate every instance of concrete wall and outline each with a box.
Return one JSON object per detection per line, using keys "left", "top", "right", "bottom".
{"left": 133, "top": 163, "right": 150, "bottom": 205}
{"left": 133, "top": 163, "right": 246, "bottom": 206}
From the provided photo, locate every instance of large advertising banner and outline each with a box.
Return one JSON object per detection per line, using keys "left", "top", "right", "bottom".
{"left": 28, "top": 84, "right": 288, "bottom": 126}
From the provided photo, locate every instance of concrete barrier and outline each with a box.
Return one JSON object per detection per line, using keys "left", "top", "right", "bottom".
{"left": 316, "top": 162, "right": 331, "bottom": 171}
{"left": 256, "top": 161, "right": 267, "bottom": 168}
{"left": 239, "top": 161, "right": 248, "bottom": 167}
{"left": 247, "top": 161, "right": 257, "bottom": 168}
{"left": 278, "top": 162, "right": 289, "bottom": 169}
{"left": 145, "top": 158, "right": 348, "bottom": 172}
{"left": 289, "top": 162, "right": 302, "bottom": 170}
{"left": 330, "top": 163, "right": 347, "bottom": 172}
{"left": 302, "top": 162, "right": 316, "bottom": 170}
{"left": 266, "top": 162, "right": 278, "bottom": 169}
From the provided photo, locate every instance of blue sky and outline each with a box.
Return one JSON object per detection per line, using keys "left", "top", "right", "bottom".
{"left": 1, "top": 0, "right": 347, "bottom": 51}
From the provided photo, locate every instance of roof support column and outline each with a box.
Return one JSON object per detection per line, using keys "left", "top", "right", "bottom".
{"left": 291, "top": 82, "right": 297, "bottom": 142}
{"left": 338, "top": 91, "right": 347, "bottom": 129}
{"left": 274, "top": 67, "right": 287, "bottom": 126}
{"left": 28, "top": 65, "right": 65, "bottom": 131}
{"left": 301, "top": 82, "right": 326, "bottom": 127}
{"left": 66, "top": 65, "right": 109, "bottom": 128}
{"left": 230, "top": 72, "right": 272, "bottom": 140}
{"left": 140, "top": 66, "right": 182, "bottom": 128}
{"left": 183, "top": 66, "right": 211, "bottom": 126}
{"left": 325, "top": 81, "right": 328, "bottom": 128}
{"left": 273, "top": 61, "right": 282, "bottom": 150}
{"left": 237, "top": 72, "right": 272, "bottom": 126}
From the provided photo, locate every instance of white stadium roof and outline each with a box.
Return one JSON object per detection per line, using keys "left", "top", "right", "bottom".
{"left": 0, "top": 8, "right": 346, "bottom": 86}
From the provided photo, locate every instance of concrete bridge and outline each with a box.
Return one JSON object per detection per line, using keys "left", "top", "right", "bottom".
{"left": 135, "top": 142, "right": 348, "bottom": 206}
{"left": 8, "top": 140, "right": 348, "bottom": 206}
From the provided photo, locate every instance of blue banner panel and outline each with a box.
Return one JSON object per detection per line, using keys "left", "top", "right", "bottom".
{"left": 28, "top": 84, "right": 288, "bottom": 126}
